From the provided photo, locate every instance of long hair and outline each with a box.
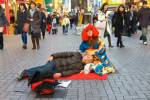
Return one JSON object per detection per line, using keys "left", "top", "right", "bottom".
{"left": 100, "top": 3, "right": 108, "bottom": 13}
{"left": 117, "top": 4, "right": 125, "bottom": 13}
{"left": 18, "top": 3, "right": 27, "bottom": 12}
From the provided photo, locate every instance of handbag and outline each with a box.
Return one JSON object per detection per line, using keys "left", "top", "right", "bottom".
{"left": 96, "top": 21, "right": 106, "bottom": 29}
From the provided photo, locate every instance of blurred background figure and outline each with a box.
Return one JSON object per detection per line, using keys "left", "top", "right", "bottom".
{"left": 113, "top": 5, "right": 126, "bottom": 48}
{"left": 138, "top": 1, "right": 150, "bottom": 45}
{"left": 27, "top": 1, "right": 41, "bottom": 50}
{"left": 0, "top": 5, "right": 9, "bottom": 50}
{"left": 16, "top": 3, "right": 28, "bottom": 49}
{"left": 47, "top": 13, "right": 52, "bottom": 34}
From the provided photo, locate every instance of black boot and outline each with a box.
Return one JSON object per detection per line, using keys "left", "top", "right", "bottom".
{"left": 120, "top": 41, "right": 125, "bottom": 48}
{"left": 0, "top": 32, "right": 4, "bottom": 50}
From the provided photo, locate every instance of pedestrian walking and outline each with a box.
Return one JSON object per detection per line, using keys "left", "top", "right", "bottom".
{"left": 38, "top": 5, "right": 46, "bottom": 39}
{"left": 113, "top": 5, "right": 126, "bottom": 48}
{"left": 0, "top": 5, "right": 9, "bottom": 50}
{"left": 47, "top": 14, "right": 52, "bottom": 34}
{"left": 27, "top": 1, "right": 41, "bottom": 50}
{"left": 52, "top": 15, "right": 57, "bottom": 35}
{"left": 96, "top": 3, "right": 114, "bottom": 48}
{"left": 16, "top": 3, "right": 28, "bottom": 49}
{"left": 138, "top": 1, "right": 150, "bottom": 45}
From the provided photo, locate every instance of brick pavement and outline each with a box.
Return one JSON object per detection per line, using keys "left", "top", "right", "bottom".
{"left": 0, "top": 26, "right": 150, "bottom": 100}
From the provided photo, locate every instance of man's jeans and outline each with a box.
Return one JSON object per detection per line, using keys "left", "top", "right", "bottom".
{"left": 21, "top": 32, "right": 27, "bottom": 45}
{"left": 140, "top": 27, "right": 148, "bottom": 42}
{"left": 24, "top": 61, "right": 56, "bottom": 79}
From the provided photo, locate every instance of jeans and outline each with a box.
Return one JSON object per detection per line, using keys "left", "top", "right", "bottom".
{"left": 24, "top": 61, "right": 56, "bottom": 79}
{"left": 21, "top": 32, "right": 27, "bottom": 45}
{"left": 140, "top": 27, "right": 148, "bottom": 42}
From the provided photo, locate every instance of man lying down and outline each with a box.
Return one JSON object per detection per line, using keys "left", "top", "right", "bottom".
{"left": 17, "top": 51, "right": 94, "bottom": 84}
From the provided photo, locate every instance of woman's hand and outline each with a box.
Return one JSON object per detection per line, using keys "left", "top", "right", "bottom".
{"left": 53, "top": 73, "right": 62, "bottom": 79}
{"left": 48, "top": 56, "right": 53, "bottom": 61}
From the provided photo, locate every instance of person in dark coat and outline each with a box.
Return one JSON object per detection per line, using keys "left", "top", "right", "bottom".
{"left": 0, "top": 5, "right": 9, "bottom": 50}
{"left": 17, "top": 51, "right": 91, "bottom": 82}
{"left": 138, "top": 1, "right": 150, "bottom": 45}
{"left": 27, "top": 1, "right": 41, "bottom": 50}
{"left": 46, "top": 14, "right": 52, "bottom": 34}
{"left": 38, "top": 6, "right": 46, "bottom": 39}
{"left": 16, "top": 3, "right": 28, "bottom": 49}
{"left": 113, "top": 5, "right": 126, "bottom": 48}
{"left": 125, "top": 4, "right": 135, "bottom": 37}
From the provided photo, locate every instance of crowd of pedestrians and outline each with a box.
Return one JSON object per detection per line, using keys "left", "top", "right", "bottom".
{"left": 0, "top": 1, "right": 150, "bottom": 51}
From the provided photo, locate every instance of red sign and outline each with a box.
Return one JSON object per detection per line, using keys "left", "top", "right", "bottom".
{"left": 0, "top": 0, "right": 4, "bottom": 4}
{"left": 16, "top": 0, "right": 27, "bottom": 3}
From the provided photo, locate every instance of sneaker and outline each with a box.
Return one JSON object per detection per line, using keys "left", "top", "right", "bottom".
{"left": 144, "top": 42, "right": 147, "bottom": 45}
{"left": 139, "top": 40, "right": 143, "bottom": 44}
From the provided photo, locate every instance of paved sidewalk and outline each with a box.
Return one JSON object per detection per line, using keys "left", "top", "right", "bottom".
{"left": 0, "top": 27, "right": 150, "bottom": 100}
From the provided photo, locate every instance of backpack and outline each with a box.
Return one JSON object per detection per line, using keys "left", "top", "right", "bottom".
{"left": 31, "top": 78, "right": 59, "bottom": 95}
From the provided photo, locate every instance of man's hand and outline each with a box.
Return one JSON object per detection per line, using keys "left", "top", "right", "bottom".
{"left": 53, "top": 73, "right": 62, "bottom": 79}
{"left": 48, "top": 56, "right": 53, "bottom": 61}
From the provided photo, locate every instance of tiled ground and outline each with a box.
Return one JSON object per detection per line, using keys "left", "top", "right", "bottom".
{"left": 0, "top": 26, "right": 150, "bottom": 100}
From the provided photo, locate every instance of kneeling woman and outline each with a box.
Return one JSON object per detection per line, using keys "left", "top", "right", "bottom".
{"left": 80, "top": 24, "right": 115, "bottom": 75}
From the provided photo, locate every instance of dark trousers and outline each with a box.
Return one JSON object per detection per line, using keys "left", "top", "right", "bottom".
{"left": 117, "top": 34, "right": 123, "bottom": 46}
{"left": 62, "top": 25, "right": 66, "bottom": 34}
{"left": 0, "top": 32, "right": 3, "bottom": 49}
{"left": 52, "top": 29, "right": 57, "bottom": 34}
{"left": 24, "top": 61, "right": 56, "bottom": 83}
{"left": 21, "top": 32, "right": 27, "bottom": 45}
{"left": 41, "top": 27, "right": 46, "bottom": 39}
{"left": 31, "top": 33, "right": 40, "bottom": 49}
{"left": 105, "top": 34, "right": 112, "bottom": 47}
{"left": 104, "top": 30, "right": 112, "bottom": 47}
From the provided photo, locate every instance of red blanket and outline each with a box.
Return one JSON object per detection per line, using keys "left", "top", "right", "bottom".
{"left": 58, "top": 73, "right": 108, "bottom": 80}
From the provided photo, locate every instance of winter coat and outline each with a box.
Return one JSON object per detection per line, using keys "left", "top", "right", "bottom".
{"left": 51, "top": 52, "right": 84, "bottom": 76}
{"left": 0, "top": 8, "right": 9, "bottom": 27}
{"left": 46, "top": 16, "right": 52, "bottom": 25}
{"left": 113, "top": 12, "right": 125, "bottom": 37}
{"left": 16, "top": 10, "right": 28, "bottom": 34}
{"left": 138, "top": 7, "right": 150, "bottom": 27}
{"left": 39, "top": 12, "right": 46, "bottom": 29}
{"left": 27, "top": 9, "right": 41, "bottom": 36}
{"left": 96, "top": 11, "right": 112, "bottom": 37}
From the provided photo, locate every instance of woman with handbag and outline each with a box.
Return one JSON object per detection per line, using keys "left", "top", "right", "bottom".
{"left": 0, "top": 5, "right": 9, "bottom": 50}
{"left": 16, "top": 3, "right": 28, "bottom": 49}
{"left": 96, "top": 3, "right": 114, "bottom": 48}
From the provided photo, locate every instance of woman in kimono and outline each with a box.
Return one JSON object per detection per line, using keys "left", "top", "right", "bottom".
{"left": 80, "top": 24, "right": 115, "bottom": 75}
